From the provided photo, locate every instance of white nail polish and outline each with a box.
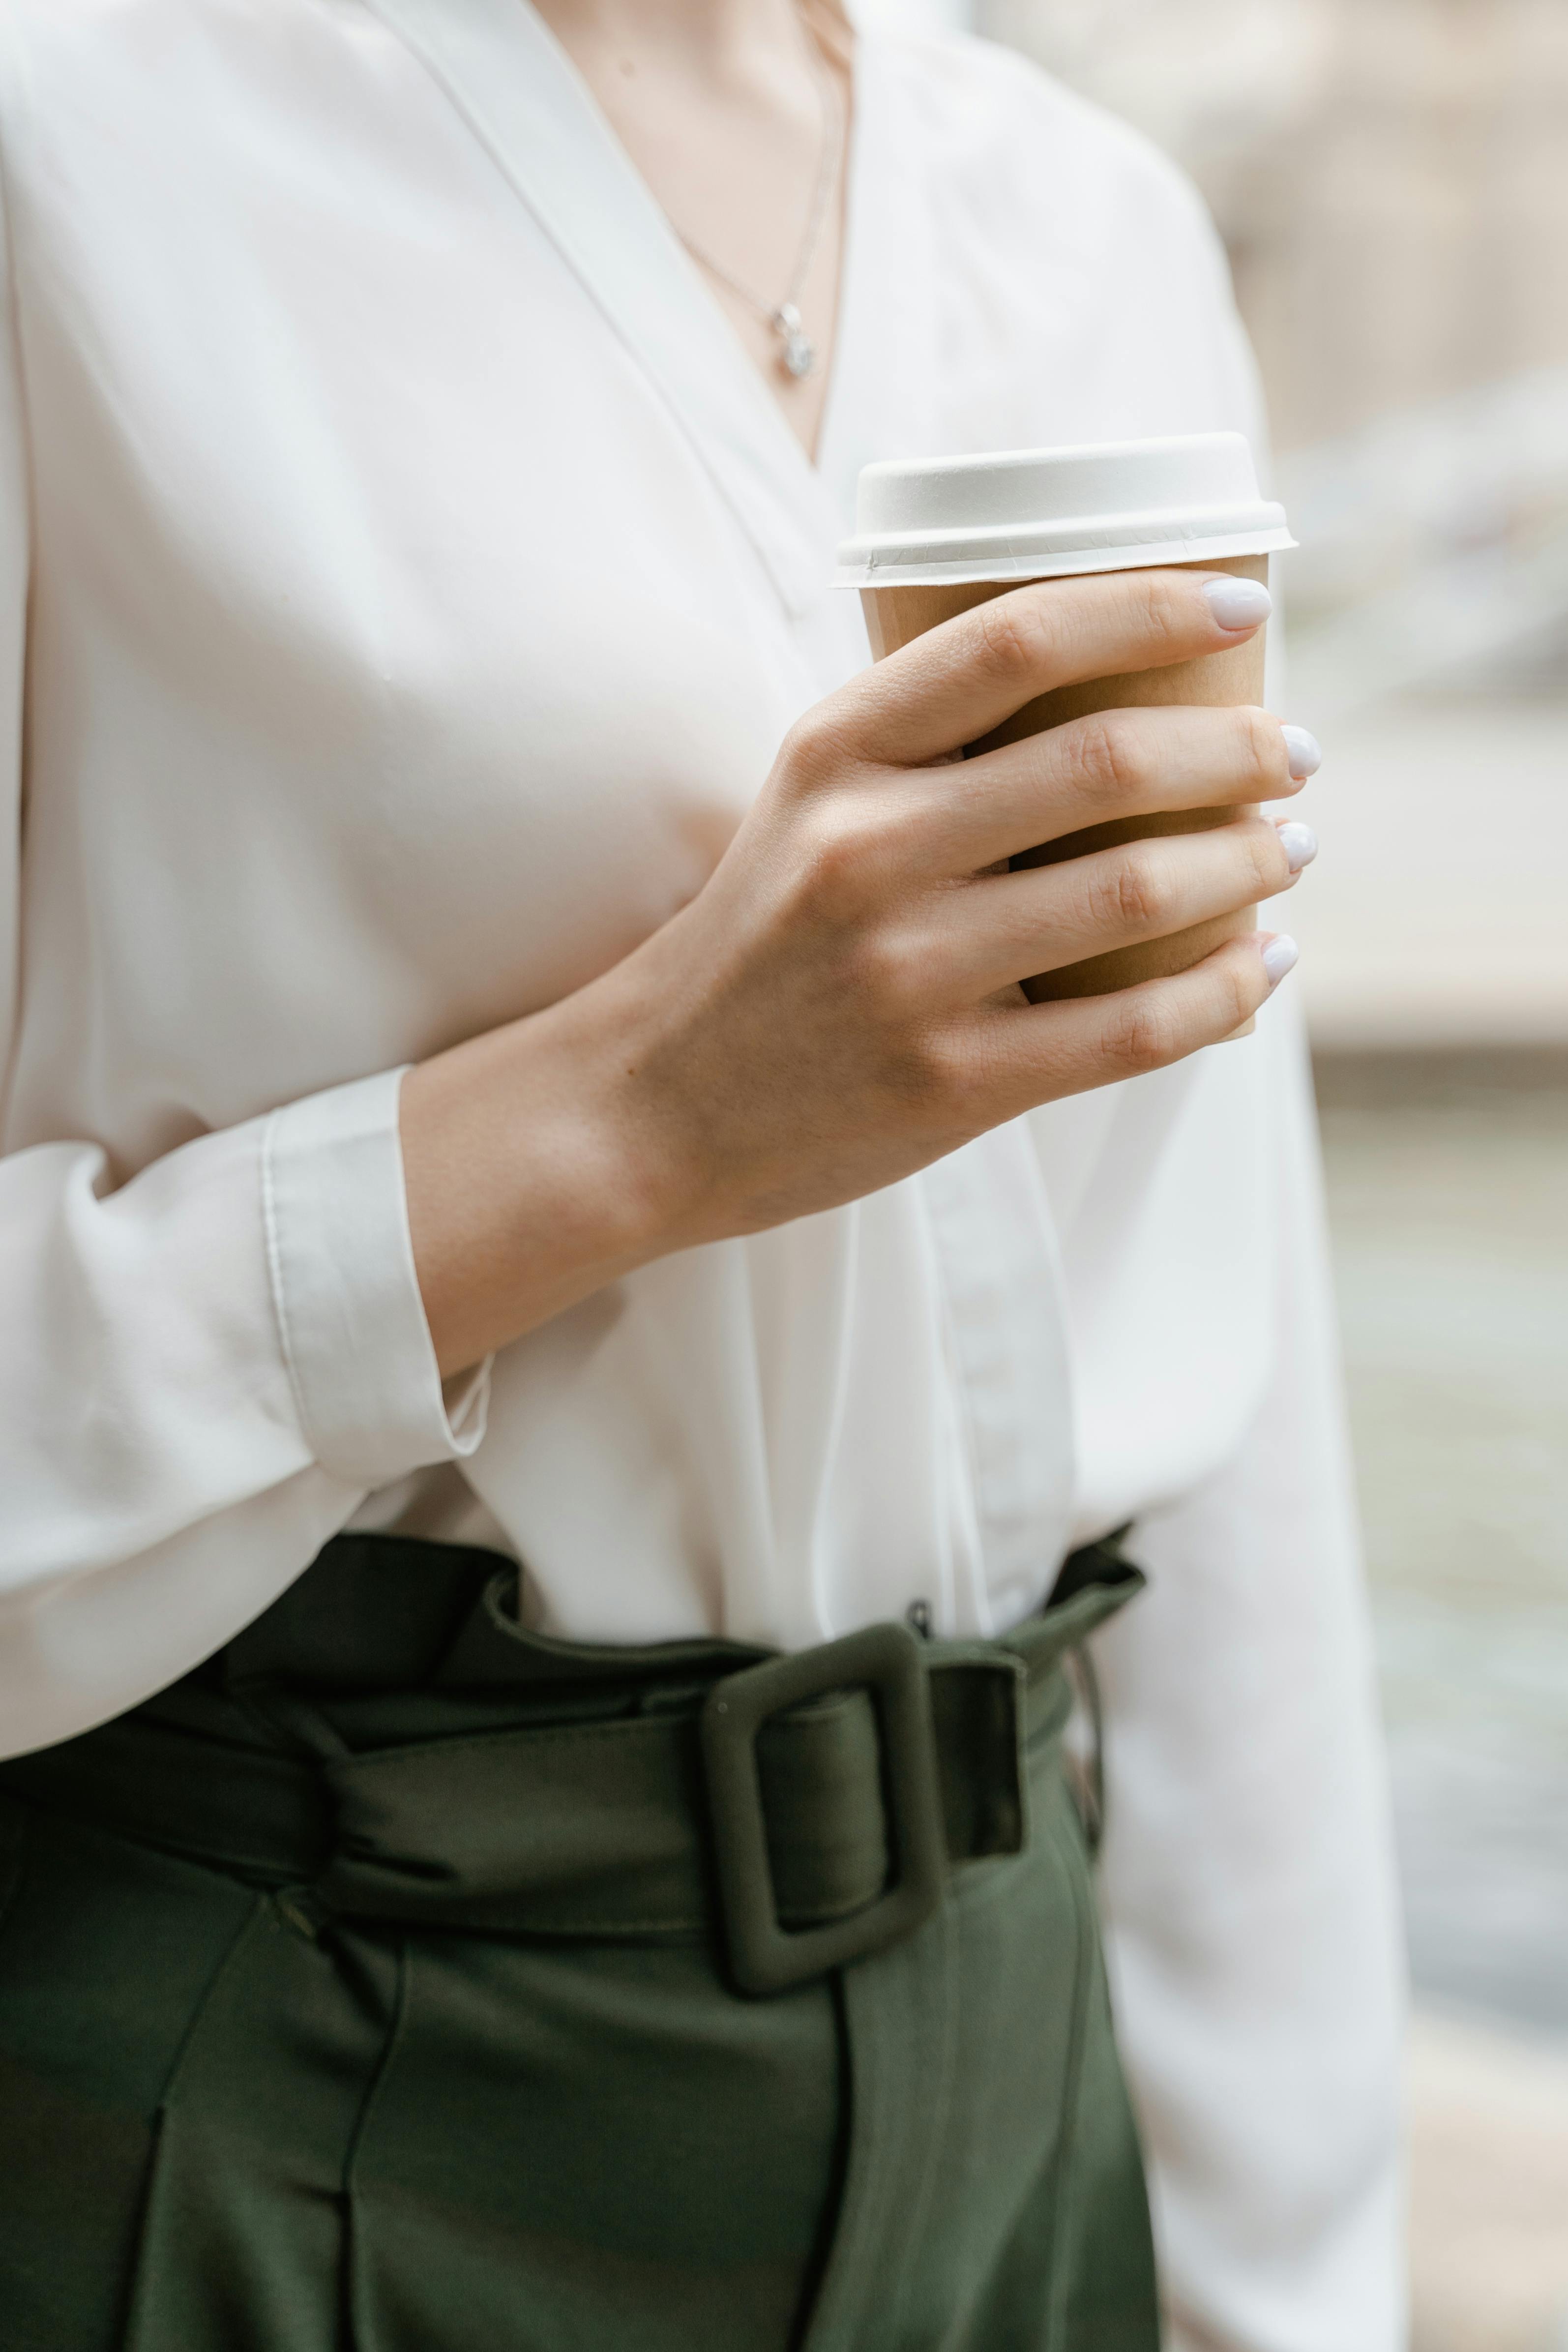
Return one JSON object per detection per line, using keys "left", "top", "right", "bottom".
{"left": 1260, "top": 933, "right": 1300, "bottom": 986}
{"left": 1275, "top": 821, "right": 1318, "bottom": 873}
{"left": 1203, "top": 576, "right": 1273, "bottom": 631}
{"left": 1281, "top": 724, "right": 1322, "bottom": 780}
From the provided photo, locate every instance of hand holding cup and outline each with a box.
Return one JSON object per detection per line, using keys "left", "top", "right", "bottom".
{"left": 402, "top": 478, "right": 1319, "bottom": 1374}
{"left": 562, "top": 559, "right": 1316, "bottom": 1248}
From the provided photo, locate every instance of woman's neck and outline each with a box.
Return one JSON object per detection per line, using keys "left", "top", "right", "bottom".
{"left": 541, "top": 0, "right": 811, "bottom": 77}
{"left": 533, "top": 0, "right": 851, "bottom": 459}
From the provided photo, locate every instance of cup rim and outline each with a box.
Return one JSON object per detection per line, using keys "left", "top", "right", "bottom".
{"left": 834, "top": 522, "right": 1296, "bottom": 592}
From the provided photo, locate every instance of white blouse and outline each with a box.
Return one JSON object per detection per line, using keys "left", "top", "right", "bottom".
{"left": 0, "top": 2, "right": 1404, "bottom": 2343}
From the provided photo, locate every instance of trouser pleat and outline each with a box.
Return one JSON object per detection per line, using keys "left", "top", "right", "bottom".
{"left": 0, "top": 1808, "right": 259, "bottom": 2352}
{"left": 122, "top": 1901, "right": 400, "bottom": 2352}
{"left": 343, "top": 1933, "right": 844, "bottom": 2352}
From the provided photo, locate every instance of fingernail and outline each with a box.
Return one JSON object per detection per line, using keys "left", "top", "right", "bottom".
{"left": 1281, "top": 724, "right": 1322, "bottom": 780}
{"left": 1203, "top": 576, "right": 1273, "bottom": 631}
{"left": 1275, "top": 820, "right": 1318, "bottom": 873}
{"left": 1260, "top": 933, "right": 1300, "bottom": 987}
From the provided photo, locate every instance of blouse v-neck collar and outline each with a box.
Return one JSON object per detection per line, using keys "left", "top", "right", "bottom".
{"left": 357, "top": 0, "right": 916, "bottom": 615}
{"left": 812, "top": 31, "right": 940, "bottom": 538}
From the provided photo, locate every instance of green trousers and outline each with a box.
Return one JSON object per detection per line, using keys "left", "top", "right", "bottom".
{"left": 0, "top": 1533, "right": 1159, "bottom": 2351}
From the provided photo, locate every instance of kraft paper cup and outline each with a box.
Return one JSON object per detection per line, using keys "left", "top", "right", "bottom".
{"left": 835, "top": 434, "right": 1295, "bottom": 1014}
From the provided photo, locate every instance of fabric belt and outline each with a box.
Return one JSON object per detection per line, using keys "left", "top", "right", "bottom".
{"left": 1, "top": 1541, "right": 1142, "bottom": 1998}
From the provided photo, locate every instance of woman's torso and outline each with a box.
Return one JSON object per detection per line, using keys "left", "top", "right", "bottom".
{"left": 0, "top": 0, "right": 1283, "bottom": 1648}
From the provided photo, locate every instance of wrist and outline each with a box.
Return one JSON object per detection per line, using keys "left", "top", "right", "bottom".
{"left": 515, "top": 1011, "right": 675, "bottom": 1256}
{"left": 400, "top": 983, "right": 688, "bottom": 1378}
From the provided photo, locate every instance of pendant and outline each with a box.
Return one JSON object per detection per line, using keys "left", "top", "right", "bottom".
{"left": 772, "top": 302, "right": 817, "bottom": 380}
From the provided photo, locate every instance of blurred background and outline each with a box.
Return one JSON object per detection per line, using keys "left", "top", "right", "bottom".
{"left": 849, "top": 2, "right": 1568, "bottom": 2345}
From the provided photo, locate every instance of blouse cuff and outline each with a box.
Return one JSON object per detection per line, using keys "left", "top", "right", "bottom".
{"left": 262, "top": 1067, "right": 490, "bottom": 1485}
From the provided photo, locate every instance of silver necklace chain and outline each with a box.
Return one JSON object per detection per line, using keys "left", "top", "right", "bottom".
{"left": 669, "top": 20, "right": 844, "bottom": 381}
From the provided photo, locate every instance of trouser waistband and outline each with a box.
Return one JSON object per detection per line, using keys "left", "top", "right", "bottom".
{"left": 0, "top": 1534, "right": 1143, "bottom": 1997}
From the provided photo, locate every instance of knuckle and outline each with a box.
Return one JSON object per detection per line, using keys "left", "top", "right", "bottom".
{"left": 1238, "top": 705, "right": 1287, "bottom": 791}
{"left": 846, "top": 922, "right": 927, "bottom": 1021}
{"left": 1134, "top": 571, "right": 1192, "bottom": 653}
{"left": 1099, "top": 841, "right": 1174, "bottom": 934}
{"left": 795, "top": 797, "right": 884, "bottom": 918}
{"left": 1104, "top": 989, "right": 1182, "bottom": 1076}
{"left": 970, "top": 591, "right": 1058, "bottom": 686}
{"left": 771, "top": 701, "right": 860, "bottom": 804}
{"left": 912, "top": 1023, "right": 989, "bottom": 1123}
{"left": 1073, "top": 710, "right": 1149, "bottom": 807}
{"left": 778, "top": 707, "right": 842, "bottom": 794}
{"left": 903, "top": 1020, "right": 958, "bottom": 1098}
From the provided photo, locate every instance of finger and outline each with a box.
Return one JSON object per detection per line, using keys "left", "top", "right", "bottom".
{"left": 903, "top": 702, "right": 1301, "bottom": 875}
{"left": 822, "top": 566, "right": 1272, "bottom": 773}
{"left": 974, "top": 930, "right": 1293, "bottom": 1114}
{"left": 930, "top": 813, "right": 1296, "bottom": 998}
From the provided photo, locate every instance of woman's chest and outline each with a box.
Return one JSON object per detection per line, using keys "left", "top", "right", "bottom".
{"left": 12, "top": 0, "right": 840, "bottom": 1043}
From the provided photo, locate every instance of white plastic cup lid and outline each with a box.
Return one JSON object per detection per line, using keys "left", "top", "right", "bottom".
{"left": 835, "top": 431, "right": 1294, "bottom": 589}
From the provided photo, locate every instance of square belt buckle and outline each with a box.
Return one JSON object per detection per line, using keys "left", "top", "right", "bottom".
{"left": 700, "top": 1622, "right": 948, "bottom": 1998}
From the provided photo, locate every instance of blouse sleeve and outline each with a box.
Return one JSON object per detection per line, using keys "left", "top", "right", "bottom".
{"left": 0, "top": 221, "right": 487, "bottom": 1761}
{"left": 1093, "top": 996, "right": 1407, "bottom": 2352}
{"left": 1051, "top": 129, "right": 1407, "bottom": 2348}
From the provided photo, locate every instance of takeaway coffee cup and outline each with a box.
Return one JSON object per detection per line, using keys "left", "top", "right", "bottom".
{"left": 835, "top": 433, "right": 1296, "bottom": 1008}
